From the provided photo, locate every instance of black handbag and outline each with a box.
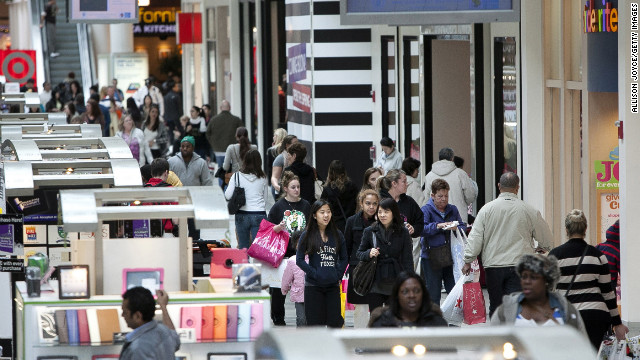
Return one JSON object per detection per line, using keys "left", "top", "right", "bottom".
{"left": 427, "top": 237, "right": 453, "bottom": 270}
{"left": 227, "top": 173, "right": 246, "bottom": 215}
{"left": 352, "top": 234, "right": 378, "bottom": 296}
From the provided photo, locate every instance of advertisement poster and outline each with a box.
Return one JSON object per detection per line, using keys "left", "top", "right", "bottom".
{"left": 0, "top": 214, "right": 22, "bottom": 257}
{"left": 595, "top": 158, "right": 619, "bottom": 243}
{"left": 112, "top": 53, "right": 149, "bottom": 100}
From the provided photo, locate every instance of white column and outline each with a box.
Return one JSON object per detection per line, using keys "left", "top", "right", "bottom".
{"left": 618, "top": 0, "right": 640, "bottom": 331}
{"left": 109, "top": 24, "right": 134, "bottom": 54}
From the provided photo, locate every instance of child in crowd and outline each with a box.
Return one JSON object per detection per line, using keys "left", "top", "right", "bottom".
{"left": 281, "top": 231, "right": 306, "bottom": 326}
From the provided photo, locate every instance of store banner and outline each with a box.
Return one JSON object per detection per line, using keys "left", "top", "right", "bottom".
{"left": 0, "top": 214, "right": 24, "bottom": 272}
{"left": 177, "top": 13, "right": 202, "bottom": 44}
{"left": 292, "top": 83, "right": 311, "bottom": 113}
{"left": 595, "top": 160, "right": 619, "bottom": 189}
{"left": 0, "top": 50, "right": 37, "bottom": 85}
{"left": 288, "top": 43, "right": 307, "bottom": 83}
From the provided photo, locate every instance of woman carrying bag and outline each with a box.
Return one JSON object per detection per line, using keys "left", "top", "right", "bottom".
{"left": 266, "top": 171, "right": 311, "bottom": 326}
{"left": 224, "top": 149, "right": 269, "bottom": 249}
{"left": 420, "top": 178, "right": 466, "bottom": 305}
{"left": 356, "top": 197, "right": 413, "bottom": 312}
{"left": 223, "top": 127, "right": 257, "bottom": 177}
{"left": 296, "top": 199, "right": 348, "bottom": 328}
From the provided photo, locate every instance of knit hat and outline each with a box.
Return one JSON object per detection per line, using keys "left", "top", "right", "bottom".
{"left": 606, "top": 220, "right": 620, "bottom": 242}
{"left": 181, "top": 136, "right": 195, "bottom": 147}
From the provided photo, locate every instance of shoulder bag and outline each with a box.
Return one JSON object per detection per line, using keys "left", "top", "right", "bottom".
{"left": 227, "top": 173, "right": 246, "bottom": 215}
{"left": 352, "top": 233, "right": 378, "bottom": 296}
{"left": 427, "top": 234, "right": 453, "bottom": 270}
{"left": 564, "top": 244, "right": 590, "bottom": 296}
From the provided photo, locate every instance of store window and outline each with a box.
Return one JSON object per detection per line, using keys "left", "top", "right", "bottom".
{"left": 205, "top": 6, "right": 231, "bottom": 112}
{"left": 381, "top": 36, "right": 396, "bottom": 141}
{"left": 494, "top": 37, "right": 518, "bottom": 178}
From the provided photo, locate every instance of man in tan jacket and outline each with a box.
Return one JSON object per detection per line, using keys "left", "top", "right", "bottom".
{"left": 462, "top": 172, "right": 552, "bottom": 316}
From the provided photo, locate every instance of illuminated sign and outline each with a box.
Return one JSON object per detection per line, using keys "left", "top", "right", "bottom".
{"left": 583, "top": 0, "right": 618, "bottom": 33}
{"left": 133, "top": 8, "right": 179, "bottom": 37}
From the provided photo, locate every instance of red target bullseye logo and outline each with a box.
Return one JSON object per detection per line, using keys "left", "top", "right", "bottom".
{"left": 0, "top": 50, "right": 36, "bottom": 84}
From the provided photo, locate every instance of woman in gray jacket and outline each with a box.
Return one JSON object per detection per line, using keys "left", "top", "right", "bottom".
{"left": 491, "top": 254, "right": 587, "bottom": 336}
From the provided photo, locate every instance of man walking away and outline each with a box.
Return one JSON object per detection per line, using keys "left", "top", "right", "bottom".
{"left": 462, "top": 172, "right": 552, "bottom": 316}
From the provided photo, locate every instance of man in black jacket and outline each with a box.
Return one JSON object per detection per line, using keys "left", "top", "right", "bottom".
{"left": 163, "top": 80, "right": 183, "bottom": 144}
{"left": 284, "top": 142, "right": 317, "bottom": 205}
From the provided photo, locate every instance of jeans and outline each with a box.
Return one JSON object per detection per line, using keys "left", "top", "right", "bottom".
{"left": 484, "top": 266, "right": 521, "bottom": 316}
{"left": 294, "top": 302, "right": 307, "bottom": 327}
{"left": 304, "top": 285, "right": 344, "bottom": 328}
{"left": 421, "top": 257, "right": 455, "bottom": 305}
{"left": 216, "top": 154, "right": 226, "bottom": 188}
{"left": 235, "top": 212, "right": 266, "bottom": 249}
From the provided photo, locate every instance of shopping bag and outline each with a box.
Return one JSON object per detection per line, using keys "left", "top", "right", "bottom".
{"left": 463, "top": 281, "right": 486, "bottom": 325}
{"left": 451, "top": 226, "right": 466, "bottom": 283}
{"left": 247, "top": 219, "right": 290, "bottom": 268}
{"left": 341, "top": 277, "right": 355, "bottom": 311}
{"left": 627, "top": 334, "right": 640, "bottom": 358}
{"left": 441, "top": 274, "right": 468, "bottom": 326}
{"left": 607, "top": 339, "right": 629, "bottom": 360}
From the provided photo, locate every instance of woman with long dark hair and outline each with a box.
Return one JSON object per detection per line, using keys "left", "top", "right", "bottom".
{"left": 126, "top": 97, "right": 142, "bottom": 128}
{"left": 141, "top": 104, "right": 169, "bottom": 162}
{"left": 320, "top": 160, "right": 359, "bottom": 232}
{"left": 368, "top": 271, "right": 447, "bottom": 327}
{"left": 296, "top": 199, "right": 348, "bottom": 327}
{"left": 187, "top": 105, "right": 209, "bottom": 159}
{"left": 344, "top": 189, "right": 379, "bottom": 328}
{"left": 139, "top": 94, "right": 153, "bottom": 121}
{"left": 224, "top": 149, "right": 269, "bottom": 249}
{"left": 80, "top": 98, "right": 105, "bottom": 132}
{"left": 223, "top": 127, "right": 257, "bottom": 174}
{"left": 356, "top": 197, "right": 414, "bottom": 312}
{"left": 267, "top": 170, "right": 311, "bottom": 326}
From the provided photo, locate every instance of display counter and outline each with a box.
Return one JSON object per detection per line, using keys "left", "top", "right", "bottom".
{"left": 15, "top": 281, "right": 270, "bottom": 360}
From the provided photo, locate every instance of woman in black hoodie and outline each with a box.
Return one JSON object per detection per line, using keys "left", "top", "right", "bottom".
{"left": 357, "top": 197, "right": 414, "bottom": 312}
{"left": 296, "top": 199, "right": 348, "bottom": 328}
{"left": 321, "top": 160, "right": 359, "bottom": 232}
{"left": 285, "top": 142, "right": 317, "bottom": 204}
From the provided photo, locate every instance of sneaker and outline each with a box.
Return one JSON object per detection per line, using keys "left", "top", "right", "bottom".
{"left": 50, "top": 52, "right": 60, "bottom": 58}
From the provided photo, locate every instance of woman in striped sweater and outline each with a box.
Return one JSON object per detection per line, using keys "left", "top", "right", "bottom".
{"left": 548, "top": 210, "right": 628, "bottom": 349}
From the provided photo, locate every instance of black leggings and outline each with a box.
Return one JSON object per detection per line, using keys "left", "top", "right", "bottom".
{"left": 304, "top": 285, "right": 344, "bottom": 328}
{"left": 270, "top": 287, "right": 287, "bottom": 326}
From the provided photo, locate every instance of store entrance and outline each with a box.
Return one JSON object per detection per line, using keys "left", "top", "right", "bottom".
{"left": 420, "top": 27, "right": 485, "bottom": 208}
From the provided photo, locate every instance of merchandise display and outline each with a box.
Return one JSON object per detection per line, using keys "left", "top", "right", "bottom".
{"left": 57, "top": 265, "right": 90, "bottom": 300}
{"left": 15, "top": 280, "right": 270, "bottom": 359}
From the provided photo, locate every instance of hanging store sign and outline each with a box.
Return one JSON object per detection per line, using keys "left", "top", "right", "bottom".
{"left": 288, "top": 43, "right": 307, "bottom": 83}
{"left": 0, "top": 50, "right": 36, "bottom": 85}
{"left": 177, "top": 13, "right": 202, "bottom": 44}
{"left": 583, "top": 0, "right": 618, "bottom": 33}
{"left": 292, "top": 83, "right": 311, "bottom": 114}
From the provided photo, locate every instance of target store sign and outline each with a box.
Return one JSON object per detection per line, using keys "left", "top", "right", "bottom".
{"left": 0, "top": 50, "right": 37, "bottom": 85}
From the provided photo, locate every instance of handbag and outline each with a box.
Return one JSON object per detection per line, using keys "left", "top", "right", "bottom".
{"left": 427, "top": 237, "right": 453, "bottom": 270}
{"left": 352, "top": 234, "right": 378, "bottom": 296}
{"left": 247, "top": 219, "right": 290, "bottom": 268}
{"left": 227, "top": 173, "right": 246, "bottom": 215}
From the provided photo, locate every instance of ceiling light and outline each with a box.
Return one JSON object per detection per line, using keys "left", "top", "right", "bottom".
{"left": 391, "top": 345, "right": 408, "bottom": 357}
{"left": 413, "top": 344, "right": 426, "bottom": 356}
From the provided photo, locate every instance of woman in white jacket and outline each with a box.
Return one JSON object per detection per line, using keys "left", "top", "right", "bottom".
{"left": 375, "top": 136, "right": 403, "bottom": 175}
{"left": 225, "top": 149, "right": 270, "bottom": 249}
{"left": 116, "top": 114, "right": 150, "bottom": 166}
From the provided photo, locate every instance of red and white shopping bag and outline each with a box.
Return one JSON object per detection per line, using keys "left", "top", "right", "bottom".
{"left": 462, "top": 281, "right": 486, "bottom": 325}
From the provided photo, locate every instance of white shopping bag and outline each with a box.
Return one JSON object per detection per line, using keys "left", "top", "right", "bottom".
{"left": 441, "top": 274, "right": 470, "bottom": 326}
{"left": 451, "top": 226, "right": 466, "bottom": 284}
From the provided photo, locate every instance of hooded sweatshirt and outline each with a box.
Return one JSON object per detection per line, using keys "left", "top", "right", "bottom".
{"left": 224, "top": 172, "right": 270, "bottom": 212}
{"left": 423, "top": 160, "right": 478, "bottom": 223}
{"left": 168, "top": 152, "right": 212, "bottom": 186}
{"left": 285, "top": 161, "right": 316, "bottom": 205}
